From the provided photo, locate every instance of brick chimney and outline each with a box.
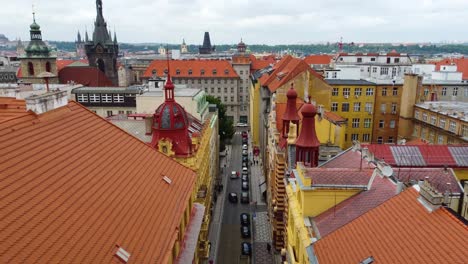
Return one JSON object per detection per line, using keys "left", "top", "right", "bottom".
{"left": 418, "top": 178, "right": 444, "bottom": 212}
{"left": 25, "top": 90, "right": 68, "bottom": 114}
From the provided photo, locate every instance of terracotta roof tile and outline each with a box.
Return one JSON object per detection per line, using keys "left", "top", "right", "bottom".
{"left": 323, "top": 111, "right": 346, "bottom": 123}
{"left": 250, "top": 54, "right": 276, "bottom": 71}
{"left": 314, "top": 176, "right": 396, "bottom": 237}
{"left": 0, "top": 97, "right": 28, "bottom": 122}
{"left": 314, "top": 188, "right": 468, "bottom": 264}
{"left": 392, "top": 168, "right": 462, "bottom": 194}
{"left": 58, "top": 66, "right": 113, "bottom": 87}
{"left": 143, "top": 60, "right": 239, "bottom": 78}
{"left": 320, "top": 148, "right": 374, "bottom": 170}
{"left": 56, "top": 59, "right": 89, "bottom": 71}
{"left": 303, "top": 55, "right": 333, "bottom": 65}
{"left": 0, "top": 101, "right": 196, "bottom": 263}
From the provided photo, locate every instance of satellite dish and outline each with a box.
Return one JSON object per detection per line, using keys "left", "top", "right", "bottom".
{"left": 381, "top": 165, "right": 394, "bottom": 177}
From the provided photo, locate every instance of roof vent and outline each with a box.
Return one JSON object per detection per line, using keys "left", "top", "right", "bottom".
{"left": 360, "top": 256, "right": 374, "bottom": 264}
{"left": 163, "top": 175, "right": 172, "bottom": 185}
{"left": 115, "top": 246, "right": 131, "bottom": 263}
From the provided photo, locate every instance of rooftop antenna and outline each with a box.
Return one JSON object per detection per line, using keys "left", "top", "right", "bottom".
{"left": 32, "top": 3, "right": 36, "bottom": 22}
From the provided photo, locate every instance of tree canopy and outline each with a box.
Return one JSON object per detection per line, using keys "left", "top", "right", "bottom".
{"left": 206, "top": 95, "right": 234, "bottom": 150}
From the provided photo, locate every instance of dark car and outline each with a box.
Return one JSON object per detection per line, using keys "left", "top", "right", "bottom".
{"left": 242, "top": 181, "right": 249, "bottom": 191}
{"left": 241, "top": 242, "right": 252, "bottom": 256}
{"left": 242, "top": 138, "right": 248, "bottom": 144}
{"left": 240, "top": 213, "right": 250, "bottom": 225}
{"left": 241, "top": 192, "right": 249, "bottom": 204}
{"left": 242, "top": 161, "right": 248, "bottom": 168}
{"left": 228, "top": 192, "right": 238, "bottom": 203}
{"left": 241, "top": 225, "right": 251, "bottom": 238}
{"left": 242, "top": 156, "right": 248, "bottom": 162}
{"left": 241, "top": 174, "right": 248, "bottom": 182}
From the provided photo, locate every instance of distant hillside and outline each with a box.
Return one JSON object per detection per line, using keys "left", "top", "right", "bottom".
{"left": 26, "top": 41, "right": 468, "bottom": 56}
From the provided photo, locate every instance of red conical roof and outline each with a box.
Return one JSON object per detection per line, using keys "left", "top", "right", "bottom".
{"left": 282, "top": 83, "right": 300, "bottom": 122}
{"left": 296, "top": 101, "right": 320, "bottom": 148}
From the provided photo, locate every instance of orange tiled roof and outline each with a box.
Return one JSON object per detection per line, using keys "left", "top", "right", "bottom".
{"left": 0, "top": 100, "right": 197, "bottom": 263}
{"left": 56, "top": 59, "right": 89, "bottom": 71}
{"left": 303, "top": 55, "right": 333, "bottom": 65}
{"left": 250, "top": 54, "right": 276, "bottom": 71}
{"left": 143, "top": 60, "right": 240, "bottom": 78}
{"left": 0, "top": 97, "right": 28, "bottom": 122}
{"left": 314, "top": 188, "right": 468, "bottom": 264}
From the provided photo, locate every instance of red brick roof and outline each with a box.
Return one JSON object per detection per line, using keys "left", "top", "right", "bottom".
{"left": 143, "top": 60, "right": 239, "bottom": 78}
{"left": 434, "top": 57, "right": 468, "bottom": 80}
{"left": 314, "top": 176, "right": 396, "bottom": 237}
{"left": 0, "top": 97, "right": 27, "bottom": 122}
{"left": 393, "top": 167, "right": 462, "bottom": 194}
{"left": 58, "top": 66, "right": 113, "bottom": 87}
{"left": 314, "top": 188, "right": 468, "bottom": 264}
{"left": 303, "top": 55, "right": 333, "bottom": 65}
{"left": 0, "top": 100, "right": 197, "bottom": 263}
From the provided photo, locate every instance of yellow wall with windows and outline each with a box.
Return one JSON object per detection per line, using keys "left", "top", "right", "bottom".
{"left": 250, "top": 80, "right": 261, "bottom": 147}
{"left": 315, "top": 114, "right": 347, "bottom": 149}
{"left": 329, "top": 83, "right": 376, "bottom": 148}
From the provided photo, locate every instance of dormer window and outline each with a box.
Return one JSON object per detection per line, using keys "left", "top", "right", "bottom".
{"left": 152, "top": 69, "right": 157, "bottom": 75}
{"left": 201, "top": 69, "right": 205, "bottom": 75}
{"left": 212, "top": 69, "right": 217, "bottom": 75}
{"left": 176, "top": 69, "right": 181, "bottom": 75}
{"left": 224, "top": 69, "right": 229, "bottom": 75}
{"left": 188, "top": 69, "right": 193, "bottom": 75}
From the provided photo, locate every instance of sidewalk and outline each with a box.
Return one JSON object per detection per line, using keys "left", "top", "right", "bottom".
{"left": 207, "top": 145, "right": 231, "bottom": 263}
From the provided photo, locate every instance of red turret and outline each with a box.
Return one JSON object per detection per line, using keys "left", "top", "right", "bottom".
{"left": 296, "top": 100, "right": 320, "bottom": 167}
{"left": 282, "top": 83, "right": 300, "bottom": 138}
{"left": 151, "top": 73, "right": 192, "bottom": 156}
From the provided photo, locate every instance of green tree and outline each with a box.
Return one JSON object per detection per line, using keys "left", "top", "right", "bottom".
{"left": 206, "top": 95, "right": 234, "bottom": 150}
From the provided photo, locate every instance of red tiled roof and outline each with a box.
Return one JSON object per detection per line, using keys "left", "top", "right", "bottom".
{"left": 314, "top": 176, "right": 396, "bottom": 237}
{"left": 314, "top": 188, "right": 468, "bottom": 264}
{"left": 393, "top": 167, "right": 462, "bottom": 194}
{"left": 365, "top": 144, "right": 468, "bottom": 168}
{"left": 58, "top": 66, "right": 113, "bottom": 87}
{"left": 305, "top": 168, "right": 373, "bottom": 186}
{"left": 0, "top": 101, "right": 197, "bottom": 263}
{"left": 303, "top": 55, "right": 333, "bottom": 65}
{"left": 323, "top": 111, "right": 346, "bottom": 123}
{"left": 250, "top": 54, "right": 276, "bottom": 71}
{"left": 56, "top": 59, "right": 89, "bottom": 71}
{"left": 0, "top": 97, "right": 28, "bottom": 122}
{"left": 320, "top": 148, "right": 375, "bottom": 170}
{"left": 143, "top": 60, "right": 239, "bottom": 78}
{"left": 434, "top": 57, "right": 468, "bottom": 80}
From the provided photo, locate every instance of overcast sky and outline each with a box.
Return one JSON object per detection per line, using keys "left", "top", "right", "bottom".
{"left": 2, "top": 0, "right": 468, "bottom": 45}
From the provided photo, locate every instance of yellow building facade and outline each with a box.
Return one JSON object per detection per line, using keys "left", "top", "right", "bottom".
{"left": 249, "top": 77, "right": 262, "bottom": 147}
{"left": 326, "top": 80, "right": 377, "bottom": 148}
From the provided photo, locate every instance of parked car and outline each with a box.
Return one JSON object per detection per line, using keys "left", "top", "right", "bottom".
{"left": 236, "top": 122, "right": 248, "bottom": 127}
{"left": 242, "top": 181, "right": 249, "bottom": 191}
{"left": 242, "top": 161, "right": 248, "bottom": 168}
{"left": 241, "top": 174, "right": 248, "bottom": 182}
{"left": 228, "top": 192, "right": 238, "bottom": 203}
{"left": 241, "top": 192, "right": 249, "bottom": 203}
{"left": 242, "top": 156, "right": 248, "bottom": 162}
{"left": 242, "top": 149, "right": 248, "bottom": 156}
{"left": 240, "top": 213, "right": 250, "bottom": 225}
{"left": 241, "top": 242, "right": 252, "bottom": 256}
{"left": 242, "top": 144, "right": 248, "bottom": 150}
{"left": 230, "top": 171, "right": 238, "bottom": 179}
{"left": 241, "top": 225, "right": 251, "bottom": 238}
{"left": 242, "top": 167, "right": 248, "bottom": 173}
{"left": 242, "top": 138, "right": 248, "bottom": 144}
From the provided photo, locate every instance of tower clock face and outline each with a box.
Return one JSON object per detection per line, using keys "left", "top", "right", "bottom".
{"left": 96, "top": 45, "right": 103, "bottom": 53}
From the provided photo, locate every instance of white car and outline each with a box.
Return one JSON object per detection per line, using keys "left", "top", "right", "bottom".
{"left": 242, "top": 149, "right": 248, "bottom": 156}
{"left": 242, "top": 167, "right": 248, "bottom": 173}
{"left": 231, "top": 171, "right": 238, "bottom": 179}
{"left": 242, "top": 144, "right": 248, "bottom": 150}
{"left": 236, "top": 123, "right": 248, "bottom": 127}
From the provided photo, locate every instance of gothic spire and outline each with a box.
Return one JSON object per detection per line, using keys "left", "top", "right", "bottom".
{"left": 77, "top": 30, "right": 82, "bottom": 43}
{"left": 85, "top": 29, "right": 89, "bottom": 42}
{"left": 114, "top": 31, "right": 117, "bottom": 43}
{"left": 93, "top": 0, "right": 110, "bottom": 44}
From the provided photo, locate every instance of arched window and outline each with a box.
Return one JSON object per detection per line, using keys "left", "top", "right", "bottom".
{"left": 45, "top": 61, "right": 51, "bottom": 72}
{"left": 28, "top": 62, "right": 34, "bottom": 76}
{"left": 97, "top": 59, "right": 105, "bottom": 73}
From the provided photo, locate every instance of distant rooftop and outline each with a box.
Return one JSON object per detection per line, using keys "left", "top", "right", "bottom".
{"left": 325, "top": 79, "right": 376, "bottom": 85}
{"left": 415, "top": 101, "right": 468, "bottom": 122}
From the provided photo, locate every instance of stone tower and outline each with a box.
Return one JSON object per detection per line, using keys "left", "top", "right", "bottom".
{"left": 19, "top": 11, "right": 58, "bottom": 84}
{"left": 180, "top": 38, "right": 188, "bottom": 53}
{"left": 75, "top": 31, "right": 85, "bottom": 58}
{"left": 199, "top": 32, "right": 215, "bottom": 54}
{"left": 85, "top": 0, "right": 119, "bottom": 86}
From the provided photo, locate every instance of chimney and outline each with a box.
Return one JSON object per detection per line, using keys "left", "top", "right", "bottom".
{"left": 25, "top": 90, "right": 67, "bottom": 114}
{"left": 144, "top": 116, "right": 153, "bottom": 135}
{"left": 396, "top": 181, "right": 404, "bottom": 194}
{"left": 418, "top": 177, "right": 444, "bottom": 212}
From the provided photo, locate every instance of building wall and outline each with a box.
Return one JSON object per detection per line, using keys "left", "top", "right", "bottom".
{"left": 315, "top": 115, "right": 346, "bottom": 149}
{"left": 418, "top": 83, "right": 468, "bottom": 103}
{"left": 329, "top": 84, "right": 376, "bottom": 148}
{"left": 232, "top": 57, "right": 251, "bottom": 123}
{"left": 249, "top": 78, "right": 261, "bottom": 146}
{"left": 398, "top": 74, "right": 420, "bottom": 139}
{"left": 372, "top": 85, "right": 402, "bottom": 144}
{"left": 137, "top": 94, "right": 204, "bottom": 120}
{"left": 87, "top": 106, "right": 136, "bottom": 117}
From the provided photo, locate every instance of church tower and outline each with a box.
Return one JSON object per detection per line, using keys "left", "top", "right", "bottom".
{"left": 199, "top": 32, "right": 215, "bottom": 54}
{"left": 19, "top": 11, "right": 58, "bottom": 84}
{"left": 180, "top": 38, "right": 188, "bottom": 53}
{"left": 85, "top": 0, "right": 119, "bottom": 86}
{"left": 75, "top": 31, "right": 85, "bottom": 58}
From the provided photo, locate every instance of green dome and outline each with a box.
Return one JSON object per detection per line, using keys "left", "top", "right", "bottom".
{"left": 30, "top": 22, "right": 40, "bottom": 30}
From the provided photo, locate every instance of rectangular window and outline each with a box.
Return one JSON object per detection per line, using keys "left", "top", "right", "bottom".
{"left": 372, "top": 67, "right": 377, "bottom": 73}
{"left": 439, "top": 118, "right": 446, "bottom": 129}
{"left": 126, "top": 110, "right": 132, "bottom": 115}
{"left": 393, "top": 87, "right": 398, "bottom": 96}
{"left": 230, "top": 96, "right": 234, "bottom": 102}
{"left": 382, "top": 87, "right": 387, "bottom": 96}
{"left": 332, "top": 87, "right": 339, "bottom": 96}
{"left": 102, "top": 94, "right": 112, "bottom": 103}
{"left": 421, "top": 128, "right": 427, "bottom": 140}
{"left": 353, "top": 102, "right": 361, "bottom": 112}
{"left": 218, "top": 87, "right": 221, "bottom": 93}
{"left": 394, "top": 58, "right": 400, "bottom": 63}
{"left": 453, "top": 87, "right": 459, "bottom": 96}
{"left": 363, "top": 134, "right": 370, "bottom": 142}
{"left": 205, "top": 79, "right": 208, "bottom": 84}
{"left": 380, "top": 103, "right": 386, "bottom": 114}
{"left": 239, "top": 96, "right": 243, "bottom": 102}
{"left": 380, "top": 67, "right": 389, "bottom": 75}
{"left": 357, "top": 58, "right": 362, "bottom": 63}
{"left": 332, "top": 72, "right": 337, "bottom": 78}
{"left": 449, "top": 121, "right": 456, "bottom": 133}
{"left": 438, "top": 135, "right": 444, "bottom": 144}
{"left": 391, "top": 103, "right": 397, "bottom": 114}
{"left": 442, "top": 87, "right": 447, "bottom": 96}
{"left": 343, "top": 88, "right": 350, "bottom": 97}
{"left": 379, "top": 120, "right": 385, "bottom": 128}
{"left": 390, "top": 120, "right": 396, "bottom": 128}
{"left": 366, "top": 88, "right": 374, "bottom": 96}
{"left": 364, "top": 118, "right": 371, "bottom": 128}
{"left": 415, "top": 110, "right": 420, "bottom": 119}
{"left": 113, "top": 94, "right": 124, "bottom": 103}
{"left": 365, "top": 102, "right": 373, "bottom": 113}
{"left": 118, "top": 110, "right": 124, "bottom": 115}
{"left": 106, "top": 110, "right": 113, "bottom": 117}
{"left": 462, "top": 125, "right": 468, "bottom": 137}
{"left": 391, "top": 67, "right": 397, "bottom": 77}
{"left": 352, "top": 118, "right": 360, "bottom": 128}
{"left": 224, "top": 96, "right": 228, "bottom": 102}
{"left": 239, "top": 87, "right": 242, "bottom": 93}
{"left": 224, "top": 87, "right": 228, "bottom": 93}
{"left": 77, "top": 94, "right": 88, "bottom": 102}
{"left": 464, "top": 88, "right": 468, "bottom": 97}
{"left": 377, "top": 137, "right": 383, "bottom": 144}
{"left": 205, "top": 88, "right": 208, "bottom": 93}
{"left": 240, "top": 70, "right": 244, "bottom": 75}
{"left": 198, "top": 79, "right": 202, "bottom": 84}
{"left": 211, "top": 80, "right": 215, "bottom": 84}
{"left": 351, "top": 134, "right": 359, "bottom": 141}
{"left": 331, "top": 102, "right": 338, "bottom": 112}
{"left": 230, "top": 106, "right": 234, "bottom": 111}
{"left": 341, "top": 103, "right": 349, "bottom": 112}
{"left": 430, "top": 115, "right": 437, "bottom": 125}
{"left": 424, "top": 88, "right": 429, "bottom": 96}
{"left": 422, "top": 113, "right": 428, "bottom": 122}
{"left": 388, "top": 137, "right": 394, "bottom": 143}
{"left": 354, "top": 88, "right": 362, "bottom": 96}
{"left": 211, "top": 87, "right": 214, "bottom": 93}
{"left": 89, "top": 94, "right": 100, "bottom": 103}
